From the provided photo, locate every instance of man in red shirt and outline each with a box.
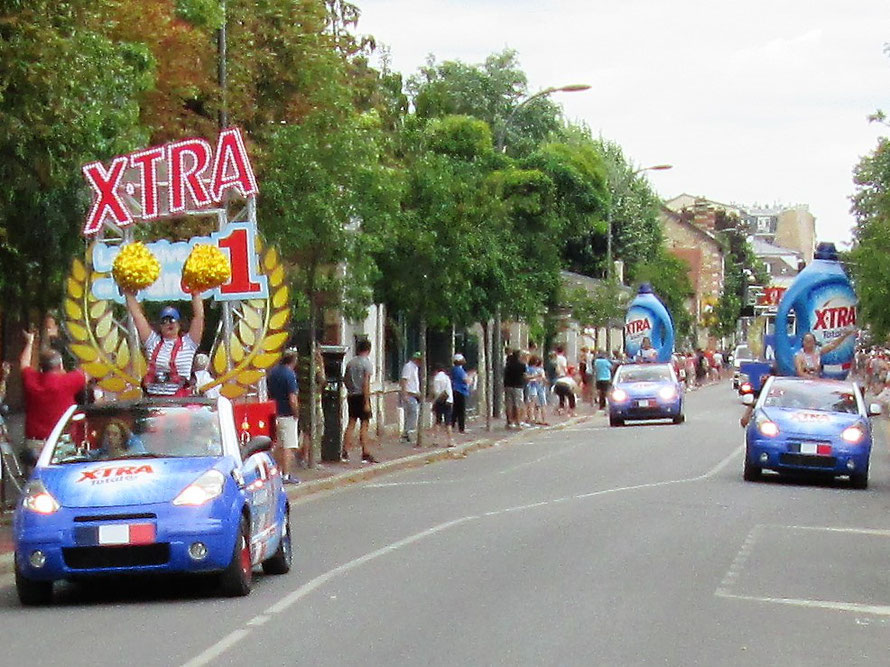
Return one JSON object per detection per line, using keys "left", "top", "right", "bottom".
{"left": 19, "top": 330, "right": 85, "bottom": 468}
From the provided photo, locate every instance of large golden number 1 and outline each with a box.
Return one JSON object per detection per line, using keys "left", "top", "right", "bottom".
{"left": 218, "top": 227, "right": 262, "bottom": 295}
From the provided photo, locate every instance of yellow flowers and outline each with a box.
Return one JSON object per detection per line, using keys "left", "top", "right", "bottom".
{"left": 182, "top": 244, "right": 231, "bottom": 293}
{"left": 112, "top": 242, "right": 160, "bottom": 292}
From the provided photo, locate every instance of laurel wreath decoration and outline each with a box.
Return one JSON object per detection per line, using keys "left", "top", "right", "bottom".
{"left": 64, "top": 237, "right": 290, "bottom": 400}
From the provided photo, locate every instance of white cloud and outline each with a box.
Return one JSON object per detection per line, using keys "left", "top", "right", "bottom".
{"left": 357, "top": 0, "right": 890, "bottom": 243}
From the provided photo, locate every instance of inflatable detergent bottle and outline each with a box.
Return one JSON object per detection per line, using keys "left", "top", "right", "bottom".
{"left": 774, "top": 242, "right": 858, "bottom": 379}
{"left": 624, "top": 284, "right": 675, "bottom": 363}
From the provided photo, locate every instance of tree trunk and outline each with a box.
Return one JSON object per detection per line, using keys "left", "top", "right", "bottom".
{"left": 493, "top": 309, "right": 502, "bottom": 418}
{"left": 483, "top": 319, "right": 492, "bottom": 432}
{"left": 308, "top": 295, "right": 318, "bottom": 469}
{"left": 416, "top": 315, "right": 427, "bottom": 447}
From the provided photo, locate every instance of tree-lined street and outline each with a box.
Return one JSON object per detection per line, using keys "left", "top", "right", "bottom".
{"left": 1, "top": 385, "right": 888, "bottom": 665}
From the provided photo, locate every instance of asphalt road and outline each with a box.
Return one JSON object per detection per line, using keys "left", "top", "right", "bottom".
{"left": 2, "top": 384, "right": 890, "bottom": 666}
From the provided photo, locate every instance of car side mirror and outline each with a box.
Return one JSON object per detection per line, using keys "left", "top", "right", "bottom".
{"left": 242, "top": 435, "right": 273, "bottom": 458}
{"left": 741, "top": 394, "right": 755, "bottom": 406}
{"left": 868, "top": 403, "right": 883, "bottom": 417}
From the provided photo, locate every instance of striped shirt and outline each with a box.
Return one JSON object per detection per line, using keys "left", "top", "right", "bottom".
{"left": 144, "top": 332, "right": 198, "bottom": 396}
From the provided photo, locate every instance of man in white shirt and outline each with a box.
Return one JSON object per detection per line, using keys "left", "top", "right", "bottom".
{"left": 400, "top": 352, "right": 422, "bottom": 444}
{"left": 430, "top": 365, "right": 454, "bottom": 447}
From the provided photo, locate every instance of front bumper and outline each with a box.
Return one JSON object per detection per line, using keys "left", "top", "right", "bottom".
{"left": 14, "top": 500, "right": 240, "bottom": 581}
{"left": 610, "top": 397, "right": 682, "bottom": 420}
{"left": 745, "top": 436, "right": 871, "bottom": 477}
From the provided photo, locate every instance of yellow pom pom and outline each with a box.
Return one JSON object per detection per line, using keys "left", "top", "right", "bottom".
{"left": 112, "top": 243, "right": 161, "bottom": 292}
{"left": 182, "top": 244, "right": 231, "bottom": 293}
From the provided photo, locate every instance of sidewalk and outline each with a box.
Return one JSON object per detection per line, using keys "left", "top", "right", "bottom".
{"left": 0, "top": 399, "right": 604, "bottom": 572}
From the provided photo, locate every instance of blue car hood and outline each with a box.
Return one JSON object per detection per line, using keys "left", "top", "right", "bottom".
{"left": 760, "top": 407, "right": 863, "bottom": 436}
{"left": 38, "top": 457, "right": 226, "bottom": 508}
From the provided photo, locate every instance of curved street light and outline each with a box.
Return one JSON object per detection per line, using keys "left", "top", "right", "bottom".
{"left": 495, "top": 84, "right": 592, "bottom": 153}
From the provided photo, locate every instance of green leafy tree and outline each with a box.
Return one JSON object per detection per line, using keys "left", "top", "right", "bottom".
{"left": 850, "top": 136, "right": 890, "bottom": 340}
{"left": 633, "top": 249, "right": 695, "bottom": 344}
{"left": 0, "top": 0, "right": 152, "bottom": 321}
{"left": 711, "top": 214, "right": 769, "bottom": 338}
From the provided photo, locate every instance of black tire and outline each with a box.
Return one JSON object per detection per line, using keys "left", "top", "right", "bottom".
{"left": 15, "top": 557, "right": 53, "bottom": 606}
{"left": 743, "top": 456, "right": 762, "bottom": 482}
{"left": 220, "top": 515, "right": 252, "bottom": 597}
{"left": 850, "top": 471, "right": 869, "bottom": 490}
{"left": 262, "top": 508, "right": 292, "bottom": 575}
{"left": 609, "top": 416, "right": 623, "bottom": 427}
{"left": 673, "top": 413, "right": 685, "bottom": 424}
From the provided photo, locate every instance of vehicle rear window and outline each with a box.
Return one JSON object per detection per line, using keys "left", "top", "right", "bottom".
{"left": 762, "top": 382, "right": 858, "bottom": 414}
{"left": 50, "top": 404, "right": 223, "bottom": 464}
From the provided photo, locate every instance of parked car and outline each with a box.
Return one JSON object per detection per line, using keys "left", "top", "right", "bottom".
{"left": 742, "top": 376, "right": 881, "bottom": 487}
{"left": 731, "top": 345, "right": 755, "bottom": 389}
{"left": 608, "top": 362, "right": 684, "bottom": 426}
{"left": 13, "top": 397, "right": 291, "bottom": 605}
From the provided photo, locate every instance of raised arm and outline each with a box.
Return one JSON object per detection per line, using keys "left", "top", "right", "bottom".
{"left": 124, "top": 292, "right": 153, "bottom": 344}
{"left": 19, "top": 330, "right": 35, "bottom": 371}
{"left": 820, "top": 329, "right": 856, "bottom": 357}
{"left": 188, "top": 291, "right": 205, "bottom": 343}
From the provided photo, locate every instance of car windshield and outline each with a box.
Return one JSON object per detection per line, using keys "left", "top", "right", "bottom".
{"left": 50, "top": 404, "right": 223, "bottom": 464}
{"left": 762, "top": 381, "right": 859, "bottom": 414}
{"left": 615, "top": 365, "right": 673, "bottom": 383}
{"left": 734, "top": 346, "right": 752, "bottom": 359}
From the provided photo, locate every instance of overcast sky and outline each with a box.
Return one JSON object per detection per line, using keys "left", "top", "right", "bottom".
{"left": 356, "top": 0, "right": 890, "bottom": 245}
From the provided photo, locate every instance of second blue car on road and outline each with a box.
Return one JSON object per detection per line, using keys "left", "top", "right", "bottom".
{"left": 608, "top": 362, "right": 684, "bottom": 427}
{"left": 742, "top": 376, "right": 881, "bottom": 488}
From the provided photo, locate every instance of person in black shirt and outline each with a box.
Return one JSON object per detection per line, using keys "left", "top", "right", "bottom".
{"left": 503, "top": 349, "right": 527, "bottom": 429}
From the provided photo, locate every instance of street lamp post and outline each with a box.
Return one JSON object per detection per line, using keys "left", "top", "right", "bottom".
{"left": 604, "top": 163, "right": 672, "bottom": 353}
{"left": 491, "top": 83, "right": 590, "bottom": 422}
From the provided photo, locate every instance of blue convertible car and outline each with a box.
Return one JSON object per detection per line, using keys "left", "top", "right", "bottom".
{"left": 608, "top": 362, "right": 684, "bottom": 427}
{"left": 14, "top": 397, "right": 291, "bottom": 605}
{"left": 742, "top": 376, "right": 881, "bottom": 488}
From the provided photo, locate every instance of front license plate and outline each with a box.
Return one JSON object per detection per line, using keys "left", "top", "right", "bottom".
{"left": 637, "top": 400, "right": 650, "bottom": 408}
{"left": 75, "top": 523, "right": 157, "bottom": 546}
{"left": 797, "top": 442, "right": 832, "bottom": 456}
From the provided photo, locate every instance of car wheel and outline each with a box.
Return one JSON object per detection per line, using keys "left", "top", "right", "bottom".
{"left": 850, "top": 470, "right": 869, "bottom": 490}
{"left": 609, "top": 416, "right": 623, "bottom": 427}
{"left": 262, "top": 509, "right": 292, "bottom": 575}
{"left": 673, "top": 413, "right": 685, "bottom": 424}
{"left": 743, "top": 456, "right": 762, "bottom": 482}
{"left": 220, "top": 515, "right": 252, "bottom": 597}
{"left": 15, "top": 556, "right": 53, "bottom": 606}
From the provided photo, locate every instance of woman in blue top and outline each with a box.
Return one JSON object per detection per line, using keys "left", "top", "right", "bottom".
{"left": 450, "top": 354, "right": 470, "bottom": 433}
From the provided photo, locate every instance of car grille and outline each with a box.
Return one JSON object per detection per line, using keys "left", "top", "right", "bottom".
{"left": 62, "top": 544, "right": 170, "bottom": 569}
{"left": 73, "top": 513, "right": 157, "bottom": 523}
{"left": 779, "top": 453, "right": 837, "bottom": 469}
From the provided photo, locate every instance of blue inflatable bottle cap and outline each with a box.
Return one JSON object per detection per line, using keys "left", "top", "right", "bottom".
{"left": 637, "top": 283, "right": 654, "bottom": 295}
{"left": 813, "top": 242, "right": 838, "bottom": 261}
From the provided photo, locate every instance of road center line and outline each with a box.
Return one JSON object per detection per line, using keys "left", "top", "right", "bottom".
{"left": 182, "top": 444, "right": 743, "bottom": 666}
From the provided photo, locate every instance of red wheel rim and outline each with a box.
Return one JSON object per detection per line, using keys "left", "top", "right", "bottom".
{"left": 240, "top": 532, "right": 251, "bottom": 582}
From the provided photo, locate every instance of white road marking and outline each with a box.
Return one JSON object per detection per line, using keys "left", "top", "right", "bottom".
{"left": 182, "top": 444, "right": 745, "bottom": 666}
{"left": 714, "top": 590, "right": 890, "bottom": 616}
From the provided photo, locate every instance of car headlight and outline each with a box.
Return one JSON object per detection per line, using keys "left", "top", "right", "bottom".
{"left": 173, "top": 470, "right": 226, "bottom": 506}
{"left": 841, "top": 425, "right": 865, "bottom": 444}
{"left": 658, "top": 386, "right": 677, "bottom": 400}
{"left": 22, "top": 481, "right": 60, "bottom": 515}
{"left": 611, "top": 388, "right": 628, "bottom": 402}
{"left": 756, "top": 417, "right": 779, "bottom": 437}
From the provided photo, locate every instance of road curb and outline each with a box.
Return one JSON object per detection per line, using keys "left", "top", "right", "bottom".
{"left": 0, "top": 414, "right": 596, "bottom": 578}
{"left": 284, "top": 414, "right": 594, "bottom": 501}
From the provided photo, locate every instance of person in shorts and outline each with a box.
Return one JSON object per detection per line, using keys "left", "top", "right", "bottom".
{"left": 503, "top": 349, "right": 527, "bottom": 429}
{"left": 266, "top": 349, "right": 301, "bottom": 484}
{"left": 430, "top": 365, "right": 454, "bottom": 447}
{"left": 343, "top": 340, "right": 377, "bottom": 463}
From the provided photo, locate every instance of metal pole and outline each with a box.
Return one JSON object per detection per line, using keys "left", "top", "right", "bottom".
{"left": 217, "top": 0, "right": 228, "bottom": 129}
